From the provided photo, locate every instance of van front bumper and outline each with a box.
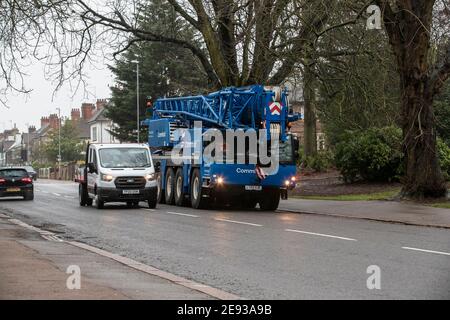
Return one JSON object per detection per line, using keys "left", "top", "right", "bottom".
{"left": 97, "top": 187, "right": 157, "bottom": 202}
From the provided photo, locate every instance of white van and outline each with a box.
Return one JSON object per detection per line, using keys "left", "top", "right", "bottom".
{"left": 79, "top": 143, "right": 158, "bottom": 209}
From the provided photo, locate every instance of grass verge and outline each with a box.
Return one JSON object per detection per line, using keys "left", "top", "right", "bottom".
{"left": 293, "top": 188, "right": 401, "bottom": 201}
{"left": 430, "top": 202, "right": 450, "bottom": 209}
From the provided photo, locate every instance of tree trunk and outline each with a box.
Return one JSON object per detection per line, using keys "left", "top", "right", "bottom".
{"left": 303, "top": 63, "right": 317, "bottom": 157}
{"left": 376, "top": 0, "right": 448, "bottom": 199}
{"left": 401, "top": 80, "right": 447, "bottom": 199}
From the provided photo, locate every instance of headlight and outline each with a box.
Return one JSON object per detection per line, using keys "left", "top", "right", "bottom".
{"left": 145, "top": 173, "right": 156, "bottom": 181}
{"left": 101, "top": 173, "right": 114, "bottom": 182}
{"left": 285, "top": 180, "right": 290, "bottom": 186}
{"left": 217, "top": 177, "right": 224, "bottom": 184}
{"left": 291, "top": 176, "right": 296, "bottom": 182}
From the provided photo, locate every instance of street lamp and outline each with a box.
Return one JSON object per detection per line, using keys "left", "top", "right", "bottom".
{"left": 56, "top": 107, "right": 61, "bottom": 180}
{"left": 131, "top": 59, "right": 140, "bottom": 143}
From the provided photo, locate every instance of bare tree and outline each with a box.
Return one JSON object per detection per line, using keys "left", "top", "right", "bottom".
{"left": 0, "top": 0, "right": 106, "bottom": 105}
{"left": 70, "top": 0, "right": 345, "bottom": 88}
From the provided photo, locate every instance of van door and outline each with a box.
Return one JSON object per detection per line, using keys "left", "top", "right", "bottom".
{"left": 87, "top": 147, "right": 98, "bottom": 195}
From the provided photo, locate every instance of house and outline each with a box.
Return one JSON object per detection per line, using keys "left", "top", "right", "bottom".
{"left": 87, "top": 99, "right": 117, "bottom": 144}
{"left": 30, "top": 114, "right": 60, "bottom": 164}
{"left": 21, "top": 126, "right": 37, "bottom": 164}
{"left": 0, "top": 127, "right": 21, "bottom": 166}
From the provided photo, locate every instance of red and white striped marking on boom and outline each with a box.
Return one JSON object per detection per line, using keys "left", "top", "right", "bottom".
{"left": 269, "top": 102, "right": 282, "bottom": 115}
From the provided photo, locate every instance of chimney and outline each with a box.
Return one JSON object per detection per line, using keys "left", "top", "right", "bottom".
{"left": 40, "top": 116, "right": 50, "bottom": 128}
{"left": 28, "top": 126, "right": 36, "bottom": 133}
{"left": 49, "top": 113, "right": 59, "bottom": 130}
{"left": 81, "top": 103, "right": 95, "bottom": 120}
{"left": 96, "top": 99, "right": 107, "bottom": 111}
{"left": 71, "top": 108, "right": 81, "bottom": 121}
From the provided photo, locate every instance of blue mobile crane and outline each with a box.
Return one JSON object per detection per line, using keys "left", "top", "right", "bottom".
{"left": 142, "top": 85, "right": 302, "bottom": 210}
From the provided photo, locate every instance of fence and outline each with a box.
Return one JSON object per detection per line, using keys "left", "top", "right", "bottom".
{"left": 38, "top": 163, "right": 79, "bottom": 181}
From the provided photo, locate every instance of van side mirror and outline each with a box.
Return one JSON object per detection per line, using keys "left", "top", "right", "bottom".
{"left": 154, "top": 162, "right": 161, "bottom": 172}
{"left": 87, "top": 162, "right": 97, "bottom": 173}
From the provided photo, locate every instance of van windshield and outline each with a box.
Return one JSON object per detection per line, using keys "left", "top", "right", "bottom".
{"left": 98, "top": 148, "right": 151, "bottom": 168}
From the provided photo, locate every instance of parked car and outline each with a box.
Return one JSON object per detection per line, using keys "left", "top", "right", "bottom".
{"left": 0, "top": 167, "right": 34, "bottom": 200}
{"left": 23, "top": 166, "right": 37, "bottom": 181}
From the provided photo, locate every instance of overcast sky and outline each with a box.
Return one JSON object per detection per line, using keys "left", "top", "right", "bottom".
{"left": 1, "top": 59, "right": 114, "bottom": 133}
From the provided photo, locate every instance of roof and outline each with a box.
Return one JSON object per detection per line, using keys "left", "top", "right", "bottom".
{"left": 87, "top": 108, "right": 110, "bottom": 124}
{"left": 90, "top": 143, "right": 148, "bottom": 149}
{"left": 34, "top": 124, "right": 50, "bottom": 138}
{"left": 1, "top": 140, "right": 15, "bottom": 152}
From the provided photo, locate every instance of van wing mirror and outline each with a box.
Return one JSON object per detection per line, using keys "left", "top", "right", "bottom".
{"left": 154, "top": 162, "right": 161, "bottom": 172}
{"left": 87, "top": 162, "right": 97, "bottom": 173}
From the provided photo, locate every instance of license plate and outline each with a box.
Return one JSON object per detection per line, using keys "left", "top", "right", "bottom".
{"left": 245, "top": 185, "right": 262, "bottom": 191}
{"left": 122, "top": 190, "right": 140, "bottom": 195}
{"left": 7, "top": 188, "right": 21, "bottom": 192}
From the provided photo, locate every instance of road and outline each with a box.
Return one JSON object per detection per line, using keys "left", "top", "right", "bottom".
{"left": 1, "top": 180, "right": 449, "bottom": 299}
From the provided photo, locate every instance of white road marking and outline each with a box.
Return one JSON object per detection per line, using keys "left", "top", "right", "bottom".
{"left": 64, "top": 195, "right": 75, "bottom": 199}
{"left": 52, "top": 193, "right": 61, "bottom": 196}
{"left": 167, "top": 211, "right": 199, "bottom": 218}
{"left": 402, "top": 247, "right": 450, "bottom": 257}
{"left": 145, "top": 209, "right": 155, "bottom": 212}
{"left": 41, "top": 191, "right": 49, "bottom": 194}
{"left": 214, "top": 218, "right": 262, "bottom": 227}
{"left": 285, "top": 228, "right": 357, "bottom": 241}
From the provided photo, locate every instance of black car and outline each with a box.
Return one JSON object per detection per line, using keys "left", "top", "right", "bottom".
{"left": 0, "top": 167, "right": 34, "bottom": 200}
{"left": 23, "top": 166, "right": 37, "bottom": 181}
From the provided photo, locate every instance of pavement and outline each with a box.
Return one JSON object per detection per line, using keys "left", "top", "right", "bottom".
{"left": 0, "top": 213, "right": 214, "bottom": 299}
{"left": 0, "top": 179, "right": 449, "bottom": 299}
{"left": 280, "top": 199, "right": 450, "bottom": 229}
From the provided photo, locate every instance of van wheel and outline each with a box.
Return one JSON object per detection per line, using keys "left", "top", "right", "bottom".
{"left": 174, "top": 168, "right": 185, "bottom": 206}
{"left": 95, "top": 196, "right": 104, "bottom": 209}
{"left": 79, "top": 184, "right": 88, "bottom": 206}
{"left": 156, "top": 173, "right": 165, "bottom": 204}
{"left": 259, "top": 190, "right": 280, "bottom": 211}
{"left": 148, "top": 189, "right": 157, "bottom": 209}
{"left": 164, "top": 168, "right": 175, "bottom": 205}
{"left": 190, "top": 169, "right": 208, "bottom": 209}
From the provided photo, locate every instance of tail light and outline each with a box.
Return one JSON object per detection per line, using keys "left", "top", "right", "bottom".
{"left": 21, "top": 177, "right": 32, "bottom": 183}
{"left": 0, "top": 178, "right": 5, "bottom": 184}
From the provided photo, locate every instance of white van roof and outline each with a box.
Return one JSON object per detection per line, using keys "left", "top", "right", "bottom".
{"left": 90, "top": 143, "right": 149, "bottom": 149}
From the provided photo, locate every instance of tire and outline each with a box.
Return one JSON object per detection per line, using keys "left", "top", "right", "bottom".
{"left": 156, "top": 173, "right": 165, "bottom": 204}
{"left": 190, "top": 169, "right": 208, "bottom": 209}
{"left": 148, "top": 189, "right": 157, "bottom": 209}
{"left": 174, "top": 168, "right": 185, "bottom": 206}
{"left": 259, "top": 190, "right": 280, "bottom": 211}
{"left": 164, "top": 168, "right": 175, "bottom": 205}
{"left": 95, "top": 196, "right": 104, "bottom": 209}
{"left": 79, "top": 184, "right": 88, "bottom": 206}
